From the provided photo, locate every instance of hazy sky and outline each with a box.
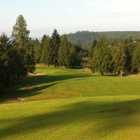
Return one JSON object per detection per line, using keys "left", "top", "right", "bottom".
{"left": 0, "top": 0, "right": 140, "bottom": 37}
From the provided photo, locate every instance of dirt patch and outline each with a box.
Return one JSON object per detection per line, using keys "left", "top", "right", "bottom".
{"left": 4, "top": 98, "right": 21, "bottom": 103}
{"left": 28, "top": 72, "right": 46, "bottom": 76}
{"left": 128, "top": 75, "right": 136, "bottom": 77}
{"left": 3, "top": 79, "right": 42, "bottom": 103}
{"left": 24, "top": 86, "right": 33, "bottom": 90}
{"left": 82, "top": 68, "right": 91, "bottom": 72}
{"left": 127, "top": 73, "right": 140, "bottom": 77}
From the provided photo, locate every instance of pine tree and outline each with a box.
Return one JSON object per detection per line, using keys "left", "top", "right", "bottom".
{"left": 58, "top": 35, "right": 71, "bottom": 66}
{"left": 0, "top": 33, "right": 16, "bottom": 87}
{"left": 11, "top": 15, "right": 35, "bottom": 79}
{"left": 69, "top": 44, "right": 76, "bottom": 67}
{"left": 91, "top": 36, "right": 112, "bottom": 75}
{"left": 124, "top": 42, "right": 137, "bottom": 72}
{"left": 32, "top": 39, "right": 41, "bottom": 63}
{"left": 41, "top": 34, "right": 47, "bottom": 47}
{"left": 113, "top": 43, "right": 127, "bottom": 75}
{"left": 50, "top": 29, "right": 60, "bottom": 67}
{"left": 69, "top": 44, "right": 81, "bottom": 67}
{"left": 40, "top": 36, "right": 51, "bottom": 66}
{"left": 88, "top": 39, "right": 97, "bottom": 58}
{"left": 11, "top": 15, "right": 30, "bottom": 47}
{"left": 132, "top": 43, "right": 140, "bottom": 72}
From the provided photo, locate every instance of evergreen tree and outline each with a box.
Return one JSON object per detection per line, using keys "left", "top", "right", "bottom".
{"left": 50, "top": 29, "right": 60, "bottom": 67}
{"left": 132, "top": 43, "right": 140, "bottom": 72}
{"left": 11, "top": 15, "right": 30, "bottom": 47}
{"left": 40, "top": 36, "right": 51, "bottom": 66}
{"left": 88, "top": 39, "right": 97, "bottom": 58}
{"left": 33, "top": 39, "right": 42, "bottom": 63}
{"left": 35, "top": 43, "right": 42, "bottom": 63}
{"left": 124, "top": 42, "right": 137, "bottom": 72}
{"left": 69, "top": 44, "right": 82, "bottom": 67}
{"left": 113, "top": 43, "right": 127, "bottom": 75}
{"left": 41, "top": 34, "right": 47, "bottom": 47}
{"left": 11, "top": 15, "right": 35, "bottom": 79}
{"left": 91, "top": 36, "right": 112, "bottom": 75}
{"left": 0, "top": 33, "right": 16, "bottom": 87}
{"left": 58, "top": 35, "right": 71, "bottom": 66}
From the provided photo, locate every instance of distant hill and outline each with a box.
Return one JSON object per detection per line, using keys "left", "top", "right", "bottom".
{"left": 66, "top": 31, "right": 140, "bottom": 46}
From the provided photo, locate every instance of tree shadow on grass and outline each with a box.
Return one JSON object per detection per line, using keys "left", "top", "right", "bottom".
{"left": 18, "top": 81, "right": 62, "bottom": 98}
{"left": 0, "top": 98, "right": 140, "bottom": 139}
{"left": 1, "top": 73, "right": 93, "bottom": 102}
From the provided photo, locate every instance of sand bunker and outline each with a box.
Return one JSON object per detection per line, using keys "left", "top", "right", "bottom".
{"left": 28, "top": 72, "right": 46, "bottom": 76}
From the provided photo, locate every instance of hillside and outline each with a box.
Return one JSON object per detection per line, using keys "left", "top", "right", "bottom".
{"left": 66, "top": 31, "right": 140, "bottom": 46}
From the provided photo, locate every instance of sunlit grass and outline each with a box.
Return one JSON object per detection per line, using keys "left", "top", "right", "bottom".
{"left": 3, "top": 65, "right": 140, "bottom": 102}
{"left": 0, "top": 96, "right": 140, "bottom": 140}
{"left": 0, "top": 65, "right": 140, "bottom": 139}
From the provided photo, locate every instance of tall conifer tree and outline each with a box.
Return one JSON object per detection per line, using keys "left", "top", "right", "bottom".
{"left": 91, "top": 36, "right": 112, "bottom": 75}
{"left": 50, "top": 29, "right": 60, "bottom": 67}
{"left": 0, "top": 33, "right": 16, "bottom": 87}
{"left": 40, "top": 36, "right": 51, "bottom": 66}
{"left": 58, "top": 35, "right": 71, "bottom": 66}
{"left": 113, "top": 43, "right": 127, "bottom": 75}
{"left": 33, "top": 39, "right": 42, "bottom": 63}
{"left": 11, "top": 15, "right": 35, "bottom": 79}
{"left": 132, "top": 43, "right": 140, "bottom": 72}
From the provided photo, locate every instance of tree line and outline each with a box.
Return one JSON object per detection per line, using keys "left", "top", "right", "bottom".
{"left": 67, "top": 31, "right": 140, "bottom": 46}
{"left": 0, "top": 15, "right": 87, "bottom": 93}
{"left": 1, "top": 15, "right": 140, "bottom": 94}
{"left": 0, "top": 15, "right": 35, "bottom": 94}
{"left": 33, "top": 30, "right": 87, "bottom": 67}
{"left": 90, "top": 36, "right": 140, "bottom": 76}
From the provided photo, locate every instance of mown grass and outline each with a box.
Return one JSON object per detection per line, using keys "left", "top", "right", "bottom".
{"left": 0, "top": 97, "right": 140, "bottom": 140}
{"left": 0, "top": 65, "right": 140, "bottom": 139}
{"left": 2, "top": 65, "right": 140, "bottom": 102}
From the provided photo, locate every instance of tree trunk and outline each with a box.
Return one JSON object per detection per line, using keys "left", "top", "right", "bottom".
{"left": 100, "top": 71, "right": 104, "bottom": 76}
{"left": 117, "top": 71, "right": 120, "bottom": 75}
{"left": 120, "top": 71, "right": 122, "bottom": 77}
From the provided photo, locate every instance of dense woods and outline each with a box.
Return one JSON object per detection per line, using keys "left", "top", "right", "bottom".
{"left": 0, "top": 15, "right": 86, "bottom": 94}
{"left": 91, "top": 36, "right": 140, "bottom": 75}
{"left": 33, "top": 30, "right": 86, "bottom": 67}
{"left": 1, "top": 15, "right": 140, "bottom": 93}
{"left": 67, "top": 31, "right": 140, "bottom": 46}
{"left": 0, "top": 15, "right": 35, "bottom": 94}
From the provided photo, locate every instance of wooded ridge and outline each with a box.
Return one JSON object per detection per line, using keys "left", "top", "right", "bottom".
{"left": 66, "top": 31, "right": 140, "bottom": 46}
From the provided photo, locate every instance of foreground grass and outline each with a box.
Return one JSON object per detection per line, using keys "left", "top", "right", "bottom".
{"left": 0, "top": 65, "right": 140, "bottom": 139}
{"left": 0, "top": 96, "right": 140, "bottom": 140}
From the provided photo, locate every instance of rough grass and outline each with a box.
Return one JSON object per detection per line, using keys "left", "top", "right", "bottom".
{"left": 0, "top": 65, "right": 140, "bottom": 139}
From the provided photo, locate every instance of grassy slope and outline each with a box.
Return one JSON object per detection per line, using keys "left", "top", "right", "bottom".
{"left": 2, "top": 66, "right": 140, "bottom": 102}
{"left": 0, "top": 65, "right": 140, "bottom": 140}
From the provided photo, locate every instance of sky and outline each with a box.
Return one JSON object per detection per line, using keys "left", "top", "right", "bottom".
{"left": 0, "top": 0, "right": 140, "bottom": 37}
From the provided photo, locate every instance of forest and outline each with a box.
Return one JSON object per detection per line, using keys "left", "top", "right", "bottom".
{"left": 67, "top": 31, "right": 140, "bottom": 46}
{"left": 0, "top": 15, "right": 140, "bottom": 93}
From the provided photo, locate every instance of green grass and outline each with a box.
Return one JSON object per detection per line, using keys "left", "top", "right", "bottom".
{"left": 0, "top": 65, "right": 140, "bottom": 139}
{"left": 0, "top": 97, "right": 140, "bottom": 140}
